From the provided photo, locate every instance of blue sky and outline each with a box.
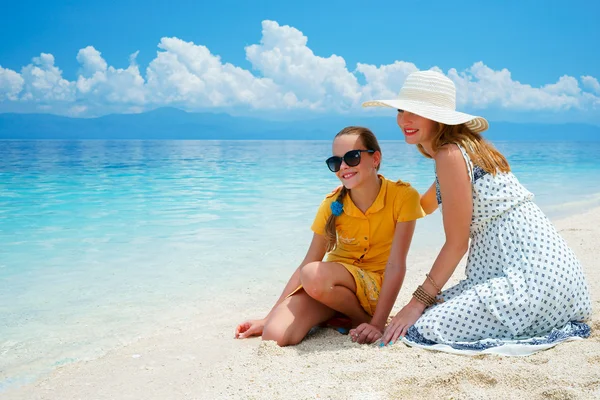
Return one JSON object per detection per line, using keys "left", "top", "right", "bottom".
{"left": 0, "top": 0, "right": 598, "bottom": 124}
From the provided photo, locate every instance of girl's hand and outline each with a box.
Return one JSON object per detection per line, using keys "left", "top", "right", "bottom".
{"left": 381, "top": 301, "right": 425, "bottom": 345}
{"left": 349, "top": 323, "right": 383, "bottom": 344}
{"left": 234, "top": 318, "right": 266, "bottom": 339}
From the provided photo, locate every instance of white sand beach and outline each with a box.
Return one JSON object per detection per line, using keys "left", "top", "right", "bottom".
{"left": 5, "top": 208, "right": 600, "bottom": 400}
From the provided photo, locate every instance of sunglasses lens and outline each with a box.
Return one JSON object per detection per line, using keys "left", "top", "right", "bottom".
{"left": 344, "top": 150, "right": 362, "bottom": 167}
{"left": 326, "top": 157, "right": 342, "bottom": 172}
{"left": 326, "top": 150, "right": 370, "bottom": 172}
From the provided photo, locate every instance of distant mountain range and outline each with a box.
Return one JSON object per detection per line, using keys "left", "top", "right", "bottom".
{"left": 1, "top": 107, "right": 599, "bottom": 141}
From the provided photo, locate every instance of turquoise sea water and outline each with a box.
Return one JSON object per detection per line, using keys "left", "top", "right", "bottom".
{"left": 2, "top": 139, "right": 600, "bottom": 390}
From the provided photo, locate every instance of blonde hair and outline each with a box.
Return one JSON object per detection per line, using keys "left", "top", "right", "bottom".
{"left": 417, "top": 123, "right": 510, "bottom": 174}
{"left": 324, "top": 126, "right": 381, "bottom": 252}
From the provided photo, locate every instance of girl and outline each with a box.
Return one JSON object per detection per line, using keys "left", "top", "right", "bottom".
{"left": 235, "top": 126, "right": 425, "bottom": 346}
{"left": 354, "top": 70, "right": 592, "bottom": 355}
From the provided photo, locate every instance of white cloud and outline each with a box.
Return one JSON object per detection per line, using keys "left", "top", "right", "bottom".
{"left": 447, "top": 62, "right": 587, "bottom": 111}
{"left": 543, "top": 75, "right": 581, "bottom": 96}
{"left": 356, "top": 61, "right": 418, "bottom": 101}
{"left": 20, "top": 53, "right": 74, "bottom": 102}
{"left": 68, "top": 105, "right": 88, "bottom": 116}
{"left": 145, "top": 36, "right": 290, "bottom": 110}
{"left": 0, "top": 20, "right": 598, "bottom": 122}
{"left": 245, "top": 20, "right": 361, "bottom": 110}
{"left": 77, "top": 46, "right": 108, "bottom": 76}
{"left": 76, "top": 47, "right": 145, "bottom": 105}
{"left": 581, "top": 75, "right": 600, "bottom": 95}
{"left": 0, "top": 65, "right": 24, "bottom": 101}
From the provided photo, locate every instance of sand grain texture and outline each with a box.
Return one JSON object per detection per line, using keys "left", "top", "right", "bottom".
{"left": 5, "top": 208, "right": 600, "bottom": 400}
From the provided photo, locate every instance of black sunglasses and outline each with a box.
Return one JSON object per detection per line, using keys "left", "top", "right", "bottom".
{"left": 326, "top": 149, "right": 375, "bottom": 172}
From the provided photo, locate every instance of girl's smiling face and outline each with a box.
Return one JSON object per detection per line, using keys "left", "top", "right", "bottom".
{"left": 331, "top": 134, "right": 380, "bottom": 190}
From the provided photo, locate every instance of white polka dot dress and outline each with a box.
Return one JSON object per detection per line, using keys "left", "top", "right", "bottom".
{"left": 404, "top": 145, "right": 592, "bottom": 355}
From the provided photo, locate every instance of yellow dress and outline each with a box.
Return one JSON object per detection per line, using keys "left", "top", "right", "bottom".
{"left": 289, "top": 176, "right": 425, "bottom": 315}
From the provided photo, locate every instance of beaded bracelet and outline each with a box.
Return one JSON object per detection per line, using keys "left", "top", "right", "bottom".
{"left": 425, "top": 273, "right": 444, "bottom": 302}
{"left": 425, "top": 273, "right": 442, "bottom": 295}
{"left": 412, "top": 286, "right": 435, "bottom": 307}
{"left": 412, "top": 285, "right": 437, "bottom": 307}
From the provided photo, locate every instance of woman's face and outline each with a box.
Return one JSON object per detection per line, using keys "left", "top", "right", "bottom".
{"left": 396, "top": 110, "right": 438, "bottom": 146}
{"left": 330, "top": 134, "right": 380, "bottom": 190}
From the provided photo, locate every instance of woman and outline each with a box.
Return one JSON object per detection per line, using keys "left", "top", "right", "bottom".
{"left": 352, "top": 70, "right": 592, "bottom": 355}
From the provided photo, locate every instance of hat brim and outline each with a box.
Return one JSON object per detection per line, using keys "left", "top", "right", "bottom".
{"left": 362, "top": 99, "right": 489, "bottom": 134}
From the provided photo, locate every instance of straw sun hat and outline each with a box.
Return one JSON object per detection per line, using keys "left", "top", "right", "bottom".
{"left": 362, "top": 70, "right": 489, "bottom": 133}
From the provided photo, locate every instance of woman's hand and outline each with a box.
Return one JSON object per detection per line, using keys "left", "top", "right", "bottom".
{"left": 234, "top": 318, "right": 266, "bottom": 339}
{"left": 349, "top": 323, "right": 383, "bottom": 344}
{"left": 381, "top": 300, "right": 426, "bottom": 345}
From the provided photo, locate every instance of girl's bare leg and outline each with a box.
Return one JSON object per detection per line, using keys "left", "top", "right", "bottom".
{"left": 300, "top": 261, "right": 371, "bottom": 327}
{"left": 262, "top": 290, "right": 336, "bottom": 346}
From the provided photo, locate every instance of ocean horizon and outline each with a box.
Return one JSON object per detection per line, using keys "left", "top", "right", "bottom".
{"left": 2, "top": 138, "right": 600, "bottom": 391}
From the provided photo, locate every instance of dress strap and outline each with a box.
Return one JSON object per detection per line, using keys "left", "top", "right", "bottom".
{"left": 456, "top": 144, "right": 474, "bottom": 183}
